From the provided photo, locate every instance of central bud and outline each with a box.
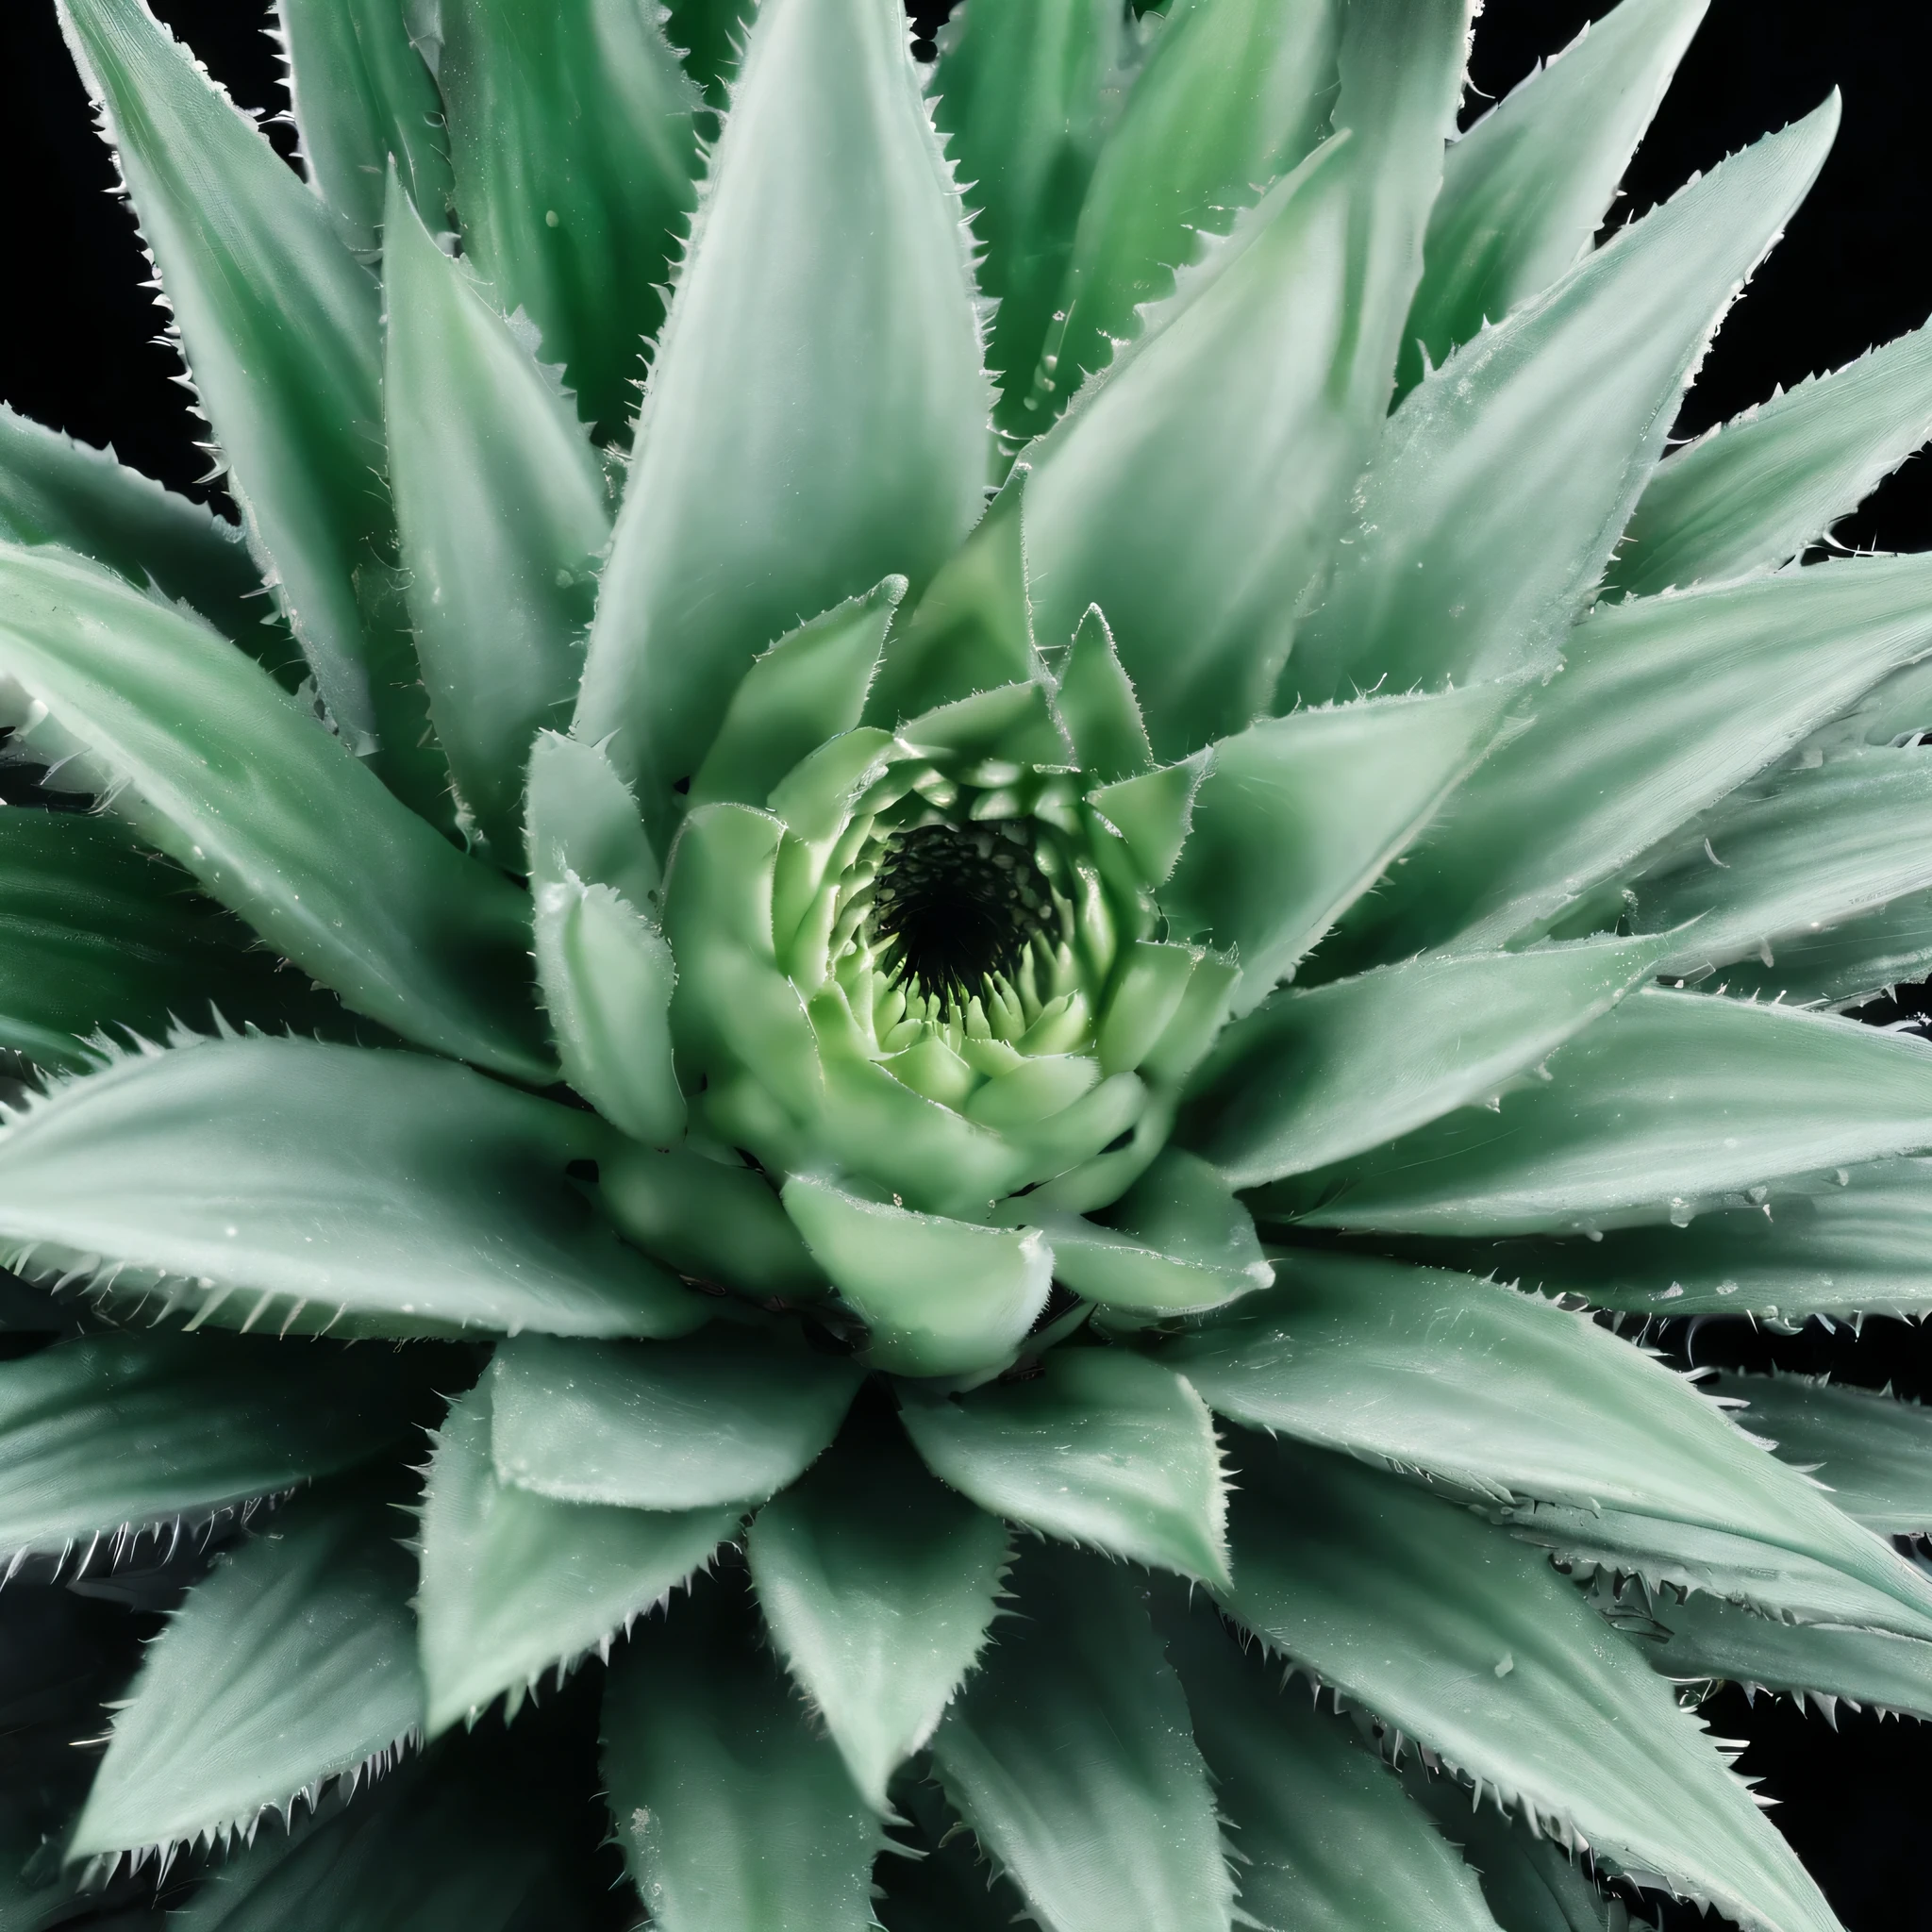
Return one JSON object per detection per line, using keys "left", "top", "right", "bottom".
{"left": 870, "top": 820, "right": 1054, "bottom": 1007}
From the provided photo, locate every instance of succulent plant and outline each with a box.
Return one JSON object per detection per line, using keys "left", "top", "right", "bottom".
{"left": 6, "top": 0, "right": 1932, "bottom": 1924}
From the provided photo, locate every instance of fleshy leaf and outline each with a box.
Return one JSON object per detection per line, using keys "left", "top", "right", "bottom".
{"left": 1224, "top": 1436, "right": 1841, "bottom": 1932}
{"left": 747, "top": 1431, "right": 1011, "bottom": 1810}
{"left": 1165, "top": 1601, "right": 1505, "bottom": 1932}
{"left": 930, "top": 1544, "right": 1234, "bottom": 1932}
{"left": 416, "top": 1379, "right": 736, "bottom": 1735}
{"left": 0, "top": 1036, "right": 698, "bottom": 1340}
{"left": 931, "top": 0, "right": 1122, "bottom": 436}
{"left": 1170, "top": 1252, "right": 1932, "bottom": 1627}
{"left": 0, "top": 404, "right": 288, "bottom": 675}
{"left": 525, "top": 728, "right": 662, "bottom": 908}
{"left": 1163, "top": 687, "right": 1506, "bottom": 1015}
{"left": 1709, "top": 890, "right": 1932, "bottom": 1013}
{"left": 489, "top": 1331, "right": 860, "bottom": 1510}
{"left": 781, "top": 1175, "right": 1054, "bottom": 1378}
{"left": 1362, "top": 553, "right": 1932, "bottom": 954}
{"left": 71, "top": 1485, "right": 424, "bottom": 1858}
{"left": 1054, "top": 606, "right": 1152, "bottom": 782}
{"left": 900, "top": 1348, "right": 1229, "bottom": 1585}
{"left": 437, "top": 0, "right": 700, "bottom": 440}
{"left": 0, "top": 544, "right": 550, "bottom": 1078}
{"left": 1289, "top": 99, "right": 1840, "bottom": 707}
{"left": 576, "top": 0, "right": 990, "bottom": 839}
{"left": 1399, "top": 0, "right": 1708, "bottom": 392}
{"left": 280, "top": 0, "right": 452, "bottom": 244}
{"left": 0, "top": 1331, "right": 421, "bottom": 1557}
{"left": 0, "top": 808, "right": 337, "bottom": 1071}
{"left": 383, "top": 171, "right": 610, "bottom": 859}
{"left": 1610, "top": 315, "right": 1932, "bottom": 597}
{"left": 1032, "top": 0, "right": 1341, "bottom": 421}
{"left": 1267, "top": 988, "right": 1932, "bottom": 1237}
{"left": 874, "top": 1781, "right": 1029, "bottom": 1932}
{"left": 1185, "top": 936, "right": 1658, "bottom": 1189}
{"left": 601, "top": 1573, "right": 885, "bottom": 1932}
{"left": 691, "top": 581, "right": 902, "bottom": 809}
{"left": 58, "top": 0, "right": 441, "bottom": 814}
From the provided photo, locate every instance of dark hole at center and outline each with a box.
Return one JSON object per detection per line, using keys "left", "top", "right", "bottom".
{"left": 870, "top": 820, "right": 1053, "bottom": 1004}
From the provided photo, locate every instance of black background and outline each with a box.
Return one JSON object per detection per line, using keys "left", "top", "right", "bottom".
{"left": 4, "top": 0, "right": 1931, "bottom": 1924}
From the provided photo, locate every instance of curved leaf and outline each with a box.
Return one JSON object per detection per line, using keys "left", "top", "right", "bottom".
{"left": 0, "top": 544, "right": 550, "bottom": 1078}
{"left": 1708, "top": 888, "right": 1932, "bottom": 1013}
{"left": 524, "top": 727, "right": 661, "bottom": 906}
{"left": 71, "top": 1485, "right": 423, "bottom": 1858}
{"left": 0, "top": 1331, "right": 421, "bottom": 1557}
{"left": 931, "top": 0, "right": 1123, "bottom": 435}
{"left": 1400, "top": 0, "right": 1707, "bottom": 392}
{"left": 58, "top": 0, "right": 441, "bottom": 814}
{"left": 900, "top": 1348, "right": 1229, "bottom": 1585}
{"left": 280, "top": 0, "right": 451, "bottom": 244}
{"left": 437, "top": 0, "right": 699, "bottom": 440}
{"left": 0, "top": 404, "right": 285, "bottom": 673}
{"left": 747, "top": 1432, "right": 1010, "bottom": 1810}
{"left": 1054, "top": 606, "right": 1153, "bottom": 782}
{"left": 1611, "top": 316, "right": 1932, "bottom": 597}
{"left": 1272, "top": 989, "right": 1932, "bottom": 1236}
{"left": 1168, "top": 1252, "right": 1932, "bottom": 1627}
{"left": 1289, "top": 100, "right": 1839, "bottom": 708}
{"left": 0, "top": 1037, "right": 699, "bottom": 1340}
{"left": 601, "top": 1573, "right": 885, "bottom": 1932}
{"left": 576, "top": 0, "right": 990, "bottom": 838}
{"left": 1224, "top": 1436, "right": 1840, "bottom": 1932}
{"left": 1184, "top": 937, "right": 1658, "bottom": 1189}
{"left": 383, "top": 172, "right": 610, "bottom": 859}
{"left": 930, "top": 1544, "right": 1234, "bottom": 1932}
{"left": 1163, "top": 687, "right": 1507, "bottom": 1015}
{"left": 416, "top": 1380, "right": 735, "bottom": 1734}
{"left": 489, "top": 1331, "right": 860, "bottom": 1510}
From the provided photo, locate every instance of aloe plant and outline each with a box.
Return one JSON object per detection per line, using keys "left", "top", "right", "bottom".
{"left": 4, "top": 0, "right": 1932, "bottom": 1924}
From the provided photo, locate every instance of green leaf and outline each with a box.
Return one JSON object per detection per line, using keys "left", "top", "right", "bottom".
{"left": 280, "top": 0, "right": 451, "bottom": 244}
{"left": 1165, "top": 1601, "right": 1506, "bottom": 1932}
{"left": 416, "top": 1379, "right": 736, "bottom": 1734}
{"left": 1717, "top": 1373, "right": 1932, "bottom": 1537}
{"left": 524, "top": 728, "right": 661, "bottom": 907}
{"left": 931, "top": 0, "right": 1122, "bottom": 436}
{"left": 875, "top": 1779, "right": 1029, "bottom": 1932}
{"left": 1033, "top": 0, "right": 1341, "bottom": 420}
{"left": 0, "top": 404, "right": 287, "bottom": 675}
{"left": 1405, "top": 1158, "right": 1932, "bottom": 1322}
{"left": 382, "top": 171, "right": 609, "bottom": 860}
{"left": 1704, "top": 889, "right": 1932, "bottom": 1012}
{"left": 1610, "top": 316, "right": 1932, "bottom": 597}
{"left": 1399, "top": 0, "right": 1708, "bottom": 394}
{"left": 0, "top": 544, "right": 550, "bottom": 1078}
{"left": 0, "top": 809, "right": 336, "bottom": 1072}
{"left": 0, "top": 1331, "right": 420, "bottom": 1557}
{"left": 601, "top": 1573, "right": 885, "bottom": 1932}
{"left": 781, "top": 1175, "right": 1053, "bottom": 1378}
{"left": 1289, "top": 99, "right": 1840, "bottom": 708}
{"left": 663, "top": 0, "right": 755, "bottom": 106}
{"left": 900, "top": 1348, "right": 1229, "bottom": 1585}
{"left": 1184, "top": 937, "right": 1658, "bottom": 1190}
{"left": 1026, "top": 135, "right": 1386, "bottom": 755}
{"left": 1054, "top": 607, "right": 1153, "bottom": 782}
{"left": 1646, "top": 1590, "right": 1932, "bottom": 1721}
{"left": 930, "top": 1544, "right": 1234, "bottom": 1932}
{"left": 437, "top": 0, "right": 699, "bottom": 441}
{"left": 71, "top": 1485, "right": 423, "bottom": 1858}
{"left": 575, "top": 0, "right": 990, "bottom": 841}
{"left": 1169, "top": 1252, "right": 1932, "bottom": 1627}
{"left": 691, "top": 581, "right": 902, "bottom": 809}
{"left": 0, "top": 1036, "right": 698, "bottom": 1340}
{"left": 1369, "top": 554, "right": 1932, "bottom": 953}
{"left": 1028, "top": 1147, "right": 1273, "bottom": 1314}
{"left": 597, "top": 1141, "right": 827, "bottom": 1298}
{"left": 58, "top": 0, "right": 442, "bottom": 816}
{"left": 1266, "top": 989, "right": 1932, "bottom": 1237}
{"left": 1087, "top": 751, "right": 1208, "bottom": 888}
{"left": 747, "top": 1432, "right": 1011, "bottom": 1810}
{"left": 1627, "top": 747, "right": 1932, "bottom": 980}
{"left": 489, "top": 1331, "right": 860, "bottom": 1510}
{"left": 1223, "top": 1436, "right": 1840, "bottom": 1932}
{"left": 1162, "top": 687, "right": 1506, "bottom": 1015}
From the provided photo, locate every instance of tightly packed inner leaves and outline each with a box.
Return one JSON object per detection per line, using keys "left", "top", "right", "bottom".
{"left": 9, "top": 0, "right": 1932, "bottom": 1923}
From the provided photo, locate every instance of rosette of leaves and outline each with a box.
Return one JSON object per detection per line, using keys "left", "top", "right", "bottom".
{"left": 8, "top": 0, "right": 1932, "bottom": 1924}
